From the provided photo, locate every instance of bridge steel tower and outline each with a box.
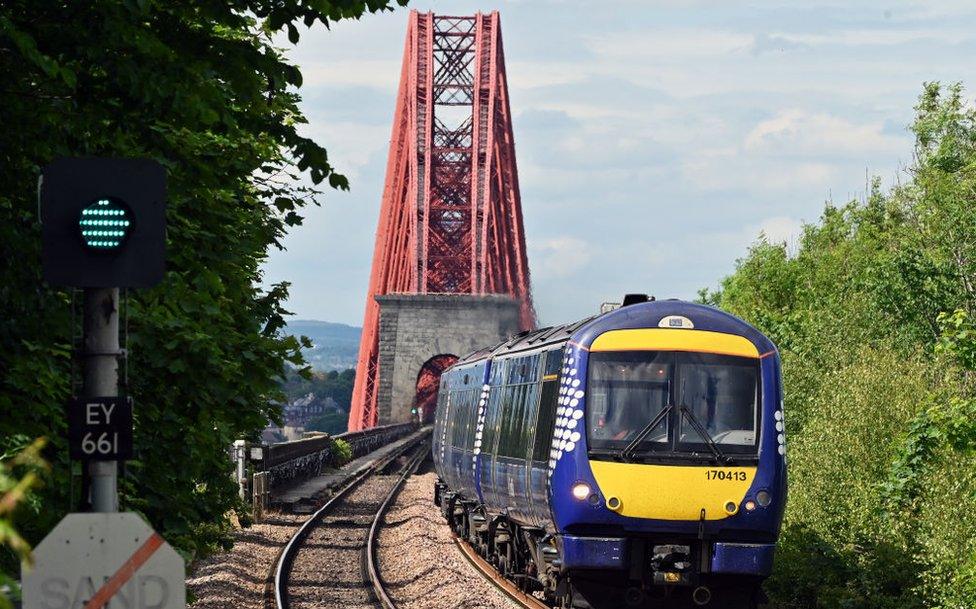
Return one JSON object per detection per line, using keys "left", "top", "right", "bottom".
{"left": 348, "top": 11, "right": 535, "bottom": 431}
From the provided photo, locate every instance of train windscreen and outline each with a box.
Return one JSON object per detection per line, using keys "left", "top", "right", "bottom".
{"left": 587, "top": 351, "right": 760, "bottom": 457}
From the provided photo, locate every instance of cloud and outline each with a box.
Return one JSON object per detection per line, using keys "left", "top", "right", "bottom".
{"left": 772, "top": 28, "right": 973, "bottom": 47}
{"left": 530, "top": 237, "right": 592, "bottom": 278}
{"left": 585, "top": 29, "right": 753, "bottom": 60}
{"left": 754, "top": 216, "right": 803, "bottom": 246}
{"left": 744, "top": 109, "right": 902, "bottom": 157}
{"left": 680, "top": 147, "right": 838, "bottom": 194}
{"left": 749, "top": 33, "right": 807, "bottom": 56}
{"left": 265, "top": 0, "right": 976, "bottom": 325}
{"left": 300, "top": 60, "right": 401, "bottom": 89}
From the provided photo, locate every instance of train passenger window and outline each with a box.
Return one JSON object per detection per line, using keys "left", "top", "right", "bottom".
{"left": 450, "top": 392, "right": 467, "bottom": 447}
{"left": 511, "top": 383, "right": 530, "bottom": 456}
{"left": 464, "top": 389, "right": 481, "bottom": 450}
{"left": 497, "top": 385, "right": 523, "bottom": 457}
{"left": 434, "top": 388, "right": 450, "bottom": 453}
{"left": 481, "top": 384, "right": 503, "bottom": 455}
{"left": 531, "top": 347, "right": 564, "bottom": 461}
{"left": 545, "top": 350, "right": 562, "bottom": 377}
{"left": 520, "top": 381, "right": 540, "bottom": 455}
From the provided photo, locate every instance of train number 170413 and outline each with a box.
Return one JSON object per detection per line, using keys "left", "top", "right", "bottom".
{"left": 705, "top": 470, "right": 747, "bottom": 481}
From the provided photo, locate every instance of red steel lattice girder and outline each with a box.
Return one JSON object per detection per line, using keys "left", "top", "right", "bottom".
{"left": 348, "top": 11, "right": 535, "bottom": 431}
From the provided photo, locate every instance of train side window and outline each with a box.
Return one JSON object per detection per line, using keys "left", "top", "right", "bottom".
{"left": 532, "top": 347, "right": 564, "bottom": 461}
{"left": 452, "top": 388, "right": 475, "bottom": 449}
{"left": 481, "top": 383, "right": 503, "bottom": 455}
{"left": 434, "top": 387, "right": 449, "bottom": 453}
{"left": 502, "top": 384, "right": 526, "bottom": 458}
{"left": 520, "top": 381, "right": 539, "bottom": 458}
{"left": 463, "top": 388, "right": 479, "bottom": 450}
{"left": 518, "top": 383, "right": 533, "bottom": 454}
{"left": 449, "top": 390, "right": 465, "bottom": 447}
{"left": 532, "top": 381, "right": 558, "bottom": 461}
{"left": 546, "top": 347, "right": 563, "bottom": 377}
{"left": 496, "top": 384, "right": 519, "bottom": 457}
{"left": 446, "top": 388, "right": 461, "bottom": 446}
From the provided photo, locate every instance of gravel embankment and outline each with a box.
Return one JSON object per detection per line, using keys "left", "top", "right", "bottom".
{"left": 377, "top": 471, "right": 518, "bottom": 609}
{"left": 187, "top": 512, "right": 304, "bottom": 609}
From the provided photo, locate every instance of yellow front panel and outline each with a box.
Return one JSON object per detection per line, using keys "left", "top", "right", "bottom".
{"left": 589, "top": 461, "right": 757, "bottom": 520}
{"left": 590, "top": 329, "right": 759, "bottom": 358}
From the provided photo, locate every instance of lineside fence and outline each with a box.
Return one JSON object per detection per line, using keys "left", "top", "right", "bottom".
{"left": 230, "top": 423, "right": 415, "bottom": 518}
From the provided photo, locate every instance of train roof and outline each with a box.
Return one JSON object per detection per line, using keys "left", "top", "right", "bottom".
{"left": 572, "top": 299, "right": 777, "bottom": 354}
{"left": 451, "top": 298, "right": 776, "bottom": 368}
{"left": 453, "top": 314, "right": 599, "bottom": 366}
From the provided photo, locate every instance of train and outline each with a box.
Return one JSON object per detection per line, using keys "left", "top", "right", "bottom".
{"left": 431, "top": 296, "right": 787, "bottom": 608}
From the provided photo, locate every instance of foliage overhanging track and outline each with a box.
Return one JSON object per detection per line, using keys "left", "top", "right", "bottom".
{"left": 269, "top": 433, "right": 429, "bottom": 609}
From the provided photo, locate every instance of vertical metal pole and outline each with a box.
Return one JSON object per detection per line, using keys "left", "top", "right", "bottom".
{"left": 83, "top": 287, "right": 119, "bottom": 512}
{"left": 233, "top": 440, "right": 247, "bottom": 500}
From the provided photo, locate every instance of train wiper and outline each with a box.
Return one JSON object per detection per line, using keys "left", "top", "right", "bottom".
{"left": 618, "top": 404, "right": 672, "bottom": 462}
{"left": 678, "top": 404, "right": 734, "bottom": 465}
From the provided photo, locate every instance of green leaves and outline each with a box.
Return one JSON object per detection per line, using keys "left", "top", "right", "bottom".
{"left": 0, "top": 438, "right": 48, "bottom": 609}
{"left": 711, "top": 83, "right": 976, "bottom": 609}
{"left": 0, "top": 0, "right": 406, "bottom": 578}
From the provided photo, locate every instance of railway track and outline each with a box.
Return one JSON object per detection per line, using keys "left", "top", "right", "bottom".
{"left": 452, "top": 536, "right": 552, "bottom": 609}
{"left": 268, "top": 433, "right": 429, "bottom": 609}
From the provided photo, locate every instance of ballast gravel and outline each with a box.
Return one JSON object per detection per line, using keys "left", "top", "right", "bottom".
{"left": 287, "top": 473, "right": 398, "bottom": 609}
{"left": 377, "top": 471, "right": 518, "bottom": 609}
{"left": 187, "top": 512, "right": 304, "bottom": 609}
{"left": 188, "top": 459, "right": 514, "bottom": 609}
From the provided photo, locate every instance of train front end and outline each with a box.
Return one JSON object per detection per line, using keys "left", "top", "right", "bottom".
{"left": 548, "top": 301, "right": 786, "bottom": 608}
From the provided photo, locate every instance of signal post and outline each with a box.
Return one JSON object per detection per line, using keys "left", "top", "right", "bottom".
{"left": 24, "top": 158, "right": 185, "bottom": 609}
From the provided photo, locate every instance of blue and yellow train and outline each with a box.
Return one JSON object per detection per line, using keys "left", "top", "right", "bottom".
{"left": 432, "top": 296, "right": 787, "bottom": 608}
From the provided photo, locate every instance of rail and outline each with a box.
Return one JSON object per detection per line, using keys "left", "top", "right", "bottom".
{"left": 365, "top": 446, "right": 428, "bottom": 609}
{"left": 269, "top": 432, "right": 428, "bottom": 609}
{"left": 453, "top": 535, "right": 551, "bottom": 609}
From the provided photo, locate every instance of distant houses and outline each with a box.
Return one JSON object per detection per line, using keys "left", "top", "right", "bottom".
{"left": 264, "top": 392, "right": 343, "bottom": 441}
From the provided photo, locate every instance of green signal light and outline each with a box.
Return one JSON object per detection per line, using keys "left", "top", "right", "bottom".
{"left": 78, "top": 197, "right": 133, "bottom": 251}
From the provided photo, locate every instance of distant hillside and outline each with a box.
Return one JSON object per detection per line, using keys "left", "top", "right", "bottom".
{"left": 285, "top": 320, "right": 361, "bottom": 371}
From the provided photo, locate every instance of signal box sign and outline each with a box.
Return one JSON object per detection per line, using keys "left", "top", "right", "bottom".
{"left": 67, "top": 397, "right": 133, "bottom": 460}
{"left": 23, "top": 513, "right": 185, "bottom": 609}
{"left": 41, "top": 157, "right": 166, "bottom": 288}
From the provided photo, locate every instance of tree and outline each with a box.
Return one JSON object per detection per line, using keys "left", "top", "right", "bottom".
{"left": 0, "top": 439, "right": 46, "bottom": 609}
{"left": 710, "top": 83, "right": 976, "bottom": 608}
{"left": 0, "top": 0, "right": 406, "bottom": 578}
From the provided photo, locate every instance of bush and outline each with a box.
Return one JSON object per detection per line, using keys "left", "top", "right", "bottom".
{"left": 331, "top": 438, "right": 353, "bottom": 467}
{"left": 711, "top": 83, "right": 976, "bottom": 609}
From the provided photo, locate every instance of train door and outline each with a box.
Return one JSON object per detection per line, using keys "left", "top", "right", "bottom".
{"left": 478, "top": 359, "right": 507, "bottom": 509}
{"left": 513, "top": 351, "right": 544, "bottom": 523}
{"left": 491, "top": 364, "right": 522, "bottom": 512}
{"left": 526, "top": 346, "right": 563, "bottom": 524}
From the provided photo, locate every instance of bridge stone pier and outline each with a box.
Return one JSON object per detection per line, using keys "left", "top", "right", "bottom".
{"left": 375, "top": 294, "right": 521, "bottom": 425}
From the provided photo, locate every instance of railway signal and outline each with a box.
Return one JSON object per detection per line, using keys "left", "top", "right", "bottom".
{"left": 41, "top": 157, "right": 166, "bottom": 288}
{"left": 27, "top": 158, "right": 184, "bottom": 608}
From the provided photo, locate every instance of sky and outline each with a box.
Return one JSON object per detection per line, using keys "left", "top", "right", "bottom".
{"left": 262, "top": 0, "right": 976, "bottom": 327}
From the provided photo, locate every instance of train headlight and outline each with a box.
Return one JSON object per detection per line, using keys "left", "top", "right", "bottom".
{"left": 744, "top": 500, "right": 757, "bottom": 511}
{"left": 571, "top": 482, "right": 591, "bottom": 500}
{"left": 756, "top": 490, "right": 772, "bottom": 507}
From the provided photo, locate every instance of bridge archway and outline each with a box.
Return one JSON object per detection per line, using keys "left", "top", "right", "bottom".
{"left": 369, "top": 293, "right": 521, "bottom": 426}
{"left": 414, "top": 354, "right": 458, "bottom": 423}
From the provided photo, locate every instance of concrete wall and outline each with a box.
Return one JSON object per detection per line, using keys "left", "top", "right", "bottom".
{"left": 375, "top": 294, "right": 522, "bottom": 424}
